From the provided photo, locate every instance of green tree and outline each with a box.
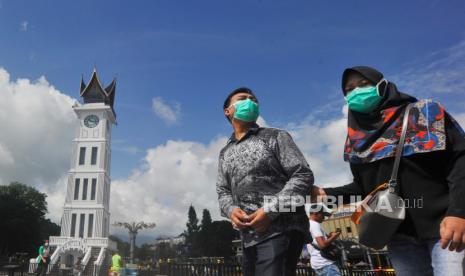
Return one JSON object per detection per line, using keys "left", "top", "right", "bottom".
{"left": 200, "top": 209, "right": 212, "bottom": 230}
{"left": 40, "top": 218, "right": 61, "bottom": 242}
{"left": 196, "top": 209, "right": 212, "bottom": 256}
{"left": 136, "top": 243, "right": 155, "bottom": 262}
{"left": 153, "top": 242, "right": 176, "bottom": 260}
{"left": 183, "top": 205, "right": 200, "bottom": 257}
{"left": 0, "top": 182, "right": 60, "bottom": 256}
{"left": 109, "top": 235, "right": 130, "bottom": 257}
{"left": 200, "top": 221, "right": 238, "bottom": 258}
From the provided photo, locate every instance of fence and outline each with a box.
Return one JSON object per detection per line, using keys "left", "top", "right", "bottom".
{"left": 158, "top": 263, "right": 241, "bottom": 276}
{"left": 156, "top": 263, "right": 396, "bottom": 276}
{"left": 0, "top": 262, "right": 28, "bottom": 276}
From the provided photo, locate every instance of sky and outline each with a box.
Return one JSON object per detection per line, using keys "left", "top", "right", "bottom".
{"left": 1, "top": 0, "right": 465, "bottom": 243}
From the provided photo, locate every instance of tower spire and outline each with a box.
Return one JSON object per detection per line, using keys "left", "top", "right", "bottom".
{"left": 79, "top": 69, "right": 117, "bottom": 118}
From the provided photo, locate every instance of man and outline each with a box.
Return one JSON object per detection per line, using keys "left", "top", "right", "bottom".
{"left": 110, "top": 251, "right": 123, "bottom": 276}
{"left": 36, "top": 240, "right": 50, "bottom": 276}
{"left": 216, "top": 87, "right": 314, "bottom": 276}
{"left": 307, "top": 204, "right": 341, "bottom": 276}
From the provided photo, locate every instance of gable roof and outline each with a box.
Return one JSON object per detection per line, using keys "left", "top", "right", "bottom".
{"left": 80, "top": 69, "right": 117, "bottom": 109}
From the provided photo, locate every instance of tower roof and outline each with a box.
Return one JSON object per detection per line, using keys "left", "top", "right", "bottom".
{"left": 80, "top": 69, "right": 117, "bottom": 115}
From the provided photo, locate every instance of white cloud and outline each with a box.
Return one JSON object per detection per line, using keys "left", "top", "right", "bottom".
{"left": 256, "top": 116, "right": 268, "bottom": 127}
{"left": 110, "top": 137, "right": 228, "bottom": 236}
{"left": 0, "top": 142, "right": 14, "bottom": 166}
{"left": 453, "top": 112, "right": 465, "bottom": 130}
{"left": 0, "top": 67, "right": 78, "bottom": 222}
{"left": 42, "top": 175, "right": 69, "bottom": 223}
{"left": 288, "top": 106, "right": 351, "bottom": 188}
{"left": 393, "top": 39, "right": 465, "bottom": 97}
{"left": 114, "top": 146, "right": 143, "bottom": 155}
{"left": 152, "top": 97, "right": 181, "bottom": 125}
{"left": 20, "top": 21, "right": 28, "bottom": 32}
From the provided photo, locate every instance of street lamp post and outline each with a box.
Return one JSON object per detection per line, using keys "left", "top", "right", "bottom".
{"left": 113, "top": 221, "right": 156, "bottom": 264}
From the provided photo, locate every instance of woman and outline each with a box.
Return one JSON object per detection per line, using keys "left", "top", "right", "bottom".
{"left": 313, "top": 66, "right": 465, "bottom": 276}
{"left": 36, "top": 240, "right": 50, "bottom": 276}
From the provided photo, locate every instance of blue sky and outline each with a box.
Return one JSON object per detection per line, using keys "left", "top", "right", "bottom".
{"left": 2, "top": 1, "right": 465, "bottom": 177}
{"left": 1, "top": 0, "right": 465, "bottom": 236}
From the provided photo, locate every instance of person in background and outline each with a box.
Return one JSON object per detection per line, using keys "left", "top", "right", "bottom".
{"left": 308, "top": 204, "right": 341, "bottom": 276}
{"left": 73, "top": 256, "right": 82, "bottom": 276}
{"left": 110, "top": 251, "right": 123, "bottom": 276}
{"left": 36, "top": 240, "right": 50, "bottom": 276}
{"left": 216, "top": 87, "right": 314, "bottom": 276}
{"left": 312, "top": 66, "right": 465, "bottom": 275}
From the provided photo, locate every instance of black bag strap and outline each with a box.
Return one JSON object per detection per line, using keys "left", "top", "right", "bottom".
{"left": 388, "top": 104, "right": 413, "bottom": 193}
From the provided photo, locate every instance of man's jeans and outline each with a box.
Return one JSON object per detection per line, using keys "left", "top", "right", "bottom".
{"left": 313, "top": 263, "right": 341, "bottom": 276}
{"left": 388, "top": 234, "right": 465, "bottom": 276}
{"left": 242, "top": 230, "right": 304, "bottom": 276}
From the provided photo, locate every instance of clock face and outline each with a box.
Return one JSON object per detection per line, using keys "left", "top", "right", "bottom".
{"left": 84, "top": 115, "right": 99, "bottom": 128}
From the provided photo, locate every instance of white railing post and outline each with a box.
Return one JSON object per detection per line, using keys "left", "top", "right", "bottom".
{"left": 50, "top": 246, "right": 62, "bottom": 265}
{"left": 80, "top": 247, "right": 92, "bottom": 273}
{"left": 93, "top": 247, "right": 106, "bottom": 276}
{"left": 29, "top": 259, "right": 39, "bottom": 274}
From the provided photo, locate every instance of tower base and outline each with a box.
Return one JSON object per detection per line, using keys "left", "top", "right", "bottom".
{"left": 29, "top": 237, "right": 117, "bottom": 276}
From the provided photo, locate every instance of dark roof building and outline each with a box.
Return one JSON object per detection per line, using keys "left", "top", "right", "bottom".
{"left": 80, "top": 69, "right": 117, "bottom": 116}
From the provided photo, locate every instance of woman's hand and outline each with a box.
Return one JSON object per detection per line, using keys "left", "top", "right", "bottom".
{"left": 440, "top": 216, "right": 465, "bottom": 252}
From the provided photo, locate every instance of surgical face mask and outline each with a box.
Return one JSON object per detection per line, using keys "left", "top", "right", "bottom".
{"left": 230, "top": 98, "right": 259, "bottom": 122}
{"left": 345, "top": 79, "right": 387, "bottom": 113}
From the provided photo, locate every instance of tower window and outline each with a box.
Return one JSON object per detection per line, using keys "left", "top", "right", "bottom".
{"left": 88, "top": 214, "right": 94, "bottom": 238}
{"left": 347, "top": 226, "right": 352, "bottom": 233}
{"left": 91, "top": 179, "right": 97, "bottom": 200}
{"left": 79, "top": 214, "right": 85, "bottom": 238}
{"left": 91, "top": 147, "right": 98, "bottom": 165}
{"left": 70, "top": 214, "right": 77, "bottom": 237}
{"left": 74, "top": 179, "right": 80, "bottom": 200}
{"left": 79, "top": 147, "right": 86, "bottom": 165}
{"left": 82, "top": 179, "right": 88, "bottom": 200}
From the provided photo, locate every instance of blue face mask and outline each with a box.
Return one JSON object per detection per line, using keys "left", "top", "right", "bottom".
{"left": 232, "top": 98, "right": 259, "bottom": 122}
{"left": 345, "top": 79, "right": 387, "bottom": 113}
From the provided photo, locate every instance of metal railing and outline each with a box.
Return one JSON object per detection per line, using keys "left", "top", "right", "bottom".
{"left": 159, "top": 263, "right": 241, "bottom": 276}
{"left": 0, "top": 261, "right": 28, "bottom": 276}
{"left": 157, "top": 263, "right": 396, "bottom": 276}
{"left": 49, "top": 237, "right": 117, "bottom": 250}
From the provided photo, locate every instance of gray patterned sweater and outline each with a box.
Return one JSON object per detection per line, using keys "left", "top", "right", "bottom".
{"left": 216, "top": 125, "right": 314, "bottom": 247}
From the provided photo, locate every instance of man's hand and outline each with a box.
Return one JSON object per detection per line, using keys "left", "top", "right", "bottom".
{"left": 329, "top": 231, "right": 341, "bottom": 239}
{"left": 230, "top": 207, "right": 249, "bottom": 230}
{"left": 440, "top": 216, "right": 465, "bottom": 252}
{"left": 246, "top": 208, "right": 271, "bottom": 233}
{"left": 310, "top": 186, "right": 327, "bottom": 202}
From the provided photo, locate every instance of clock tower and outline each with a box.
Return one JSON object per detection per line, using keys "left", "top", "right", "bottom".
{"left": 46, "top": 69, "right": 117, "bottom": 275}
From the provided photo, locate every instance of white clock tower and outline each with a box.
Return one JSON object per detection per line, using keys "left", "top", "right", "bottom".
{"left": 46, "top": 69, "right": 118, "bottom": 275}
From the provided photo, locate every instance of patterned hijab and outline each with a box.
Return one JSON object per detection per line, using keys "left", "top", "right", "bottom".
{"left": 342, "top": 66, "right": 448, "bottom": 163}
